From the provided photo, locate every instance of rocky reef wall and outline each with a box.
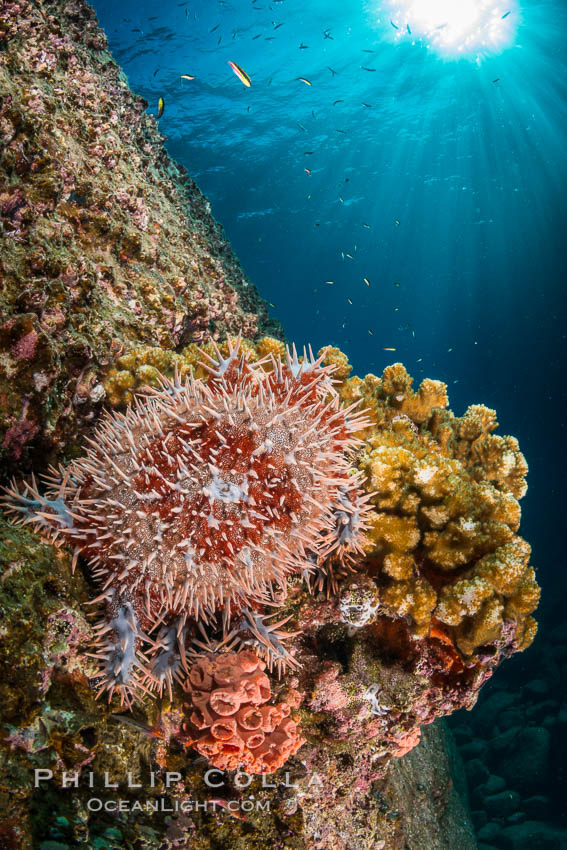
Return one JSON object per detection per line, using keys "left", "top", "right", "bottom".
{"left": 0, "top": 0, "right": 282, "bottom": 470}
{"left": 0, "top": 1, "right": 477, "bottom": 848}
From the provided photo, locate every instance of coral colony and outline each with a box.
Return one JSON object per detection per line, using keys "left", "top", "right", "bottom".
{"left": 3, "top": 336, "right": 540, "bottom": 775}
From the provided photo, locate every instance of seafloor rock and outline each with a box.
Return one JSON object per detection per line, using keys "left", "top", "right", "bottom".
{"left": 0, "top": 0, "right": 282, "bottom": 470}
{"left": 450, "top": 605, "right": 567, "bottom": 846}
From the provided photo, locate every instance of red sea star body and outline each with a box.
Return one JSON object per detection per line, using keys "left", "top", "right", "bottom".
{"left": 3, "top": 341, "right": 371, "bottom": 703}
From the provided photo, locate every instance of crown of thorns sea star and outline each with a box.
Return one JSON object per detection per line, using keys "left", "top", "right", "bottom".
{"left": 2, "top": 338, "right": 372, "bottom": 702}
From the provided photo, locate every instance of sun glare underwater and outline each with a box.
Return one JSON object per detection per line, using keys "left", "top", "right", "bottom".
{"left": 381, "top": 0, "right": 519, "bottom": 57}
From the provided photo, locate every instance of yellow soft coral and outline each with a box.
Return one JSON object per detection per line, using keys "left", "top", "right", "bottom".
{"left": 256, "top": 336, "right": 286, "bottom": 362}
{"left": 382, "top": 578, "right": 437, "bottom": 638}
{"left": 435, "top": 577, "right": 494, "bottom": 627}
{"left": 350, "top": 358, "right": 536, "bottom": 658}
{"left": 318, "top": 346, "right": 352, "bottom": 382}
{"left": 365, "top": 512, "right": 420, "bottom": 557}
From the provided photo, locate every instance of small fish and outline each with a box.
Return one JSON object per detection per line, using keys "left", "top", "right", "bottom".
{"left": 264, "top": 36, "right": 275, "bottom": 40}
{"left": 304, "top": 168, "right": 311, "bottom": 175}
{"left": 333, "top": 99, "right": 344, "bottom": 105}
{"left": 157, "top": 97, "right": 164, "bottom": 118}
{"left": 390, "top": 20, "right": 399, "bottom": 30}
{"left": 210, "top": 24, "right": 220, "bottom": 32}
{"left": 453, "top": 379, "right": 459, "bottom": 384}
{"left": 347, "top": 298, "right": 353, "bottom": 304}
{"left": 501, "top": 10, "right": 511, "bottom": 18}
{"left": 180, "top": 74, "right": 196, "bottom": 80}
{"left": 346, "top": 253, "right": 353, "bottom": 259}
{"left": 361, "top": 66, "right": 376, "bottom": 72}
{"left": 362, "top": 102, "right": 372, "bottom": 108}
{"left": 493, "top": 78, "right": 500, "bottom": 83}
{"left": 323, "top": 31, "right": 334, "bottom": 39}
{"left": 252, "top": 33, "right": 262, "bottom": 39}
{"left": 304, "top": 151, "right": 314, "bottom": 155}
{"left": 336, "top": 129, "right": 346, "bottom": 134}
{"left": 363, "top": 222, "right": 371, "bottom": 228}
{"left": 298, "top": 122, "right": 307, "bottom": 131}
{"left": 368, "top": 330, "right": 374, "bottom": 336}
{"left": 228, "top": 60, "right": 251, "bottom": 87}
{"left": 269, "top": 302, "right": 276, "bottom": 308}
{"left": 273, "top": 22, "right": 285, "bottom": 29}
{"left": 299, "top": 42, "right": 309, "bottom": 49}
{"left": 448, "top": 348, "right": 453, "bottom": 352}
{"left": 362, "top": 49, "right": 375, "bottom": 53}
{"left": 364, "top": 277, "right": 370, "bottom": 286}
{"left": 416, "top": 358, "right": 422, "bottom": 362}
{"left": 339, "top": 197, "right": 344, "bottom": 203}
{"left": 341, "top": 252, "right": 344, "bottom": 259}
{"left": 297, "top": 77, "right": 312, "bottom": 85}
{"left": 393, "top": 307, "right": 399, "bottom": 311}
{"left": 393, "top": 281, "right": 401, "bottom": 286}
{"left": 218, "top": 36, "right": 222, "bottom": 45}
{"left": 395, "top": 219, "right": 400, "bottom": 226}
{"left": 325, "top": 280, "right": 334, "bottom": 285}
{"left": 384, "top": 347, "right": 396, "bottom": 351}
{"left": 327, "top": 66, "right": 337, "bottom": 75}
{"left": 407, "top": 24, "right": 412, "bottom": 34}
{"left": 153, "top": 68, "right": 160, "bottom": 77}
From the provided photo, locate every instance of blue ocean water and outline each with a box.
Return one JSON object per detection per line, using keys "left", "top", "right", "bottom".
{"left": 91, "top": 0, "right": 567, "bottom": 598}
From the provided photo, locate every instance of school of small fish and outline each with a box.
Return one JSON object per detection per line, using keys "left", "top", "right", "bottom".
{"left": 131, "top": 2, "right": 471, "bottom": 371}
